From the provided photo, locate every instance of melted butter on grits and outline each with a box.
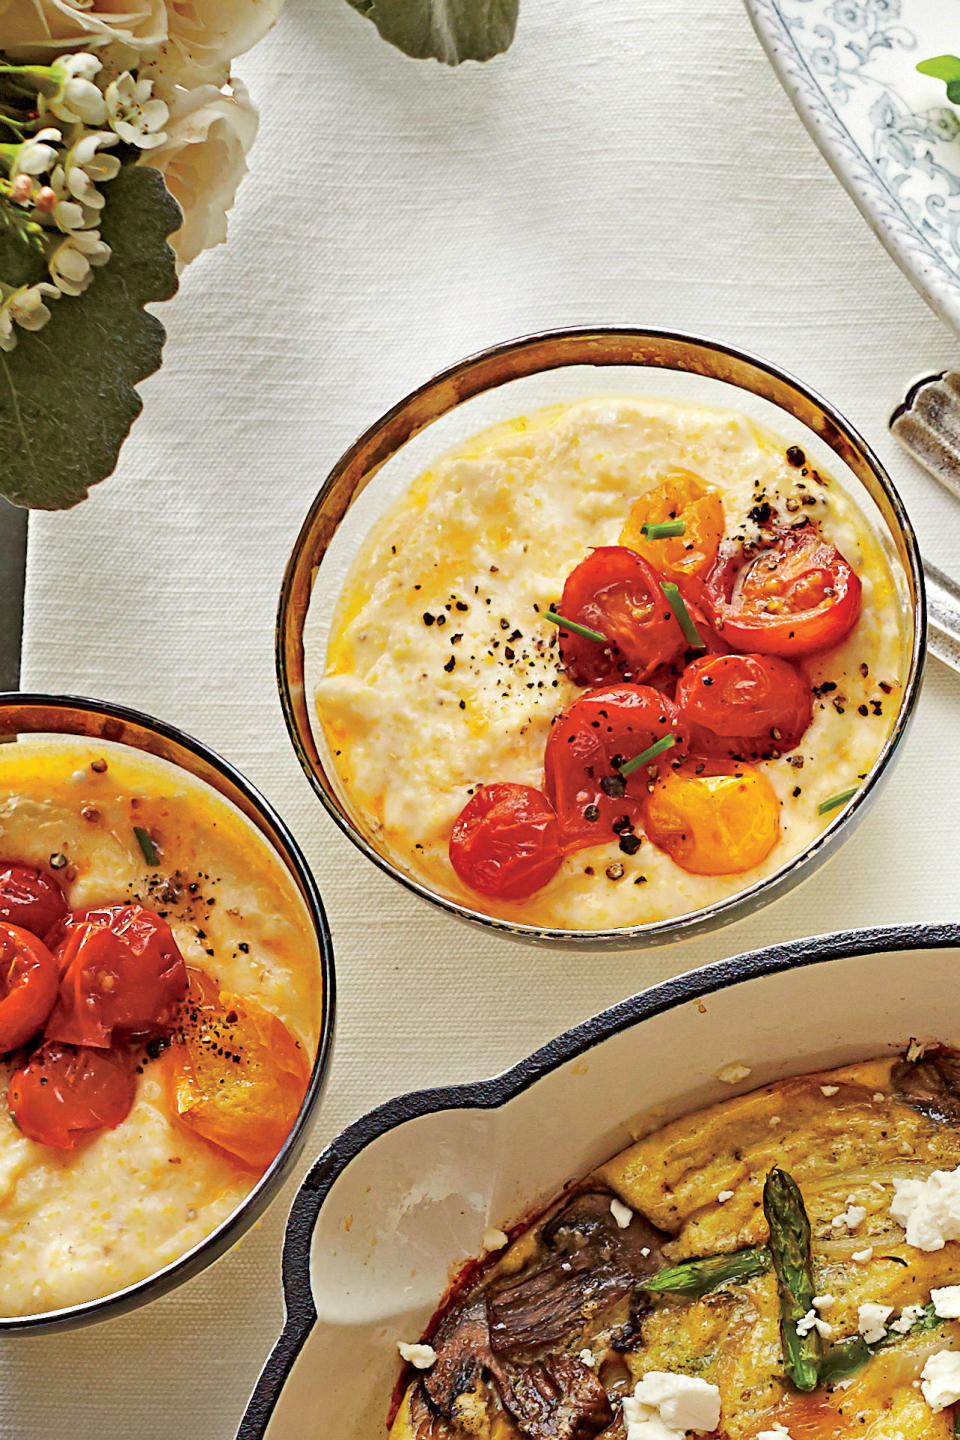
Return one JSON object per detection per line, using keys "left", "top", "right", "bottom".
{"left": 0, "top": 738, "right": 321, "bottom": 1316}
{"left": 313, "top": 396, "right": 907, "bottom": 929}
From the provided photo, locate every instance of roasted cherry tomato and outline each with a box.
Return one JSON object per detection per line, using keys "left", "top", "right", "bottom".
{"left": 620, "top": 471, "right": 725, "bottom": 580}
{"left": 675, "top": 653, "right": 812, "bottom": 760}
{"left": 544, "top": 685, "right": 684, "bottom": 853}
{"left": 8, "top": 1040, "right": 135, "bottom": 1149}
{"left": 555, "top": 547, "right": 686, "bottom": 686}
{"left": 46, "top": 903, "right": 187, "bottom": 1049}
{"left": 643, "top": 761, "right": 780, "bottom": 875}
{"left": 0, "top": 863, "right": 67, "bottom": 942}
{"left": 165, "top": 968, "right": 310, "bottom": 1171}
{"left": 701, "top": 522, "right": 862, "bottom": 657}
{"left": 0, "top": 924, "right": 59, "bottom": 1052}
{"left": 449, "top": 783, "right": 562, "bottom": 901}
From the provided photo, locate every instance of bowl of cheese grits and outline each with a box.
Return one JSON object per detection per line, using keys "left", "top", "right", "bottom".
{"left": 0, "top": 694, "right": 334, "bottom": 1329}
{"left": 279, "top": 328, "right": 924, "bottom": 946}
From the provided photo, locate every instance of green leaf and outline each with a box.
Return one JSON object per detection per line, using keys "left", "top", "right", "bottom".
{"left": 345, "top": 0, "right": 518, "bottom": 64}
{"left": 917, "top": 55, "right": 960, "bottom": 105}
{"left": 0, "top": 164, "right": 179, "bottom": 509}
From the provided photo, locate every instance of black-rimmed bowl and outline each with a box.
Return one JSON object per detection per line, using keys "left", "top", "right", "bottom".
{"left": 277, "top": 326, "right": 926, "bottom": 949}
{"left": 237, "top": 922, "right": 960, "bottom": 1438}
{"left": 0, "top": 693, "right": 336, "bottom": 1332}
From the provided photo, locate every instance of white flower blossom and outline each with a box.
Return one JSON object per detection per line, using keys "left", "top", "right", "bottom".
{"left": 0, "top": 282, "right": 60, "bottom": 350}
{"left": 11, "top": 129, "right": 62, "bottom": 179}
{"left": 0, "top": 305, "right": 14, "bottom": 353}
{"left": 43, "top": 53, "right": 107, "bottom": 126}
{"left": 49, "top": 131, "right": 121, "bottom": 229}
{"left": 141, "top": 77, "right": 257, "bottom": 266}
{"left": 0, "top": 0, "right": 168, "bottom": 55}
{"left": 105, "top": 71, "right": 169, "bottom": 149}
{"left": 48, "top": 229, "right": 111, "bottom": 296}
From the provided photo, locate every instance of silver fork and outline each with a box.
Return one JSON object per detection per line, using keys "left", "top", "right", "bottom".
{"left": 889, "top": 371, "right": 960, "bottom": 674}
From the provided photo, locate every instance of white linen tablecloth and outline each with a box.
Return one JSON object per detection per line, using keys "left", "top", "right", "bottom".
{"left": 13, "top": 0, "right": 960, "bottom": 1434}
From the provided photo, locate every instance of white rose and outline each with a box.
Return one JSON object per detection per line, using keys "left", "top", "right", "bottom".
{"left": 140, "top": 77, "right": 258, "bottom": 267}
{"left": 0, "top": 0, "right": 168, "bottom": 55}
{"left": 162, "top": 0, "right": 286, "bottom": 84}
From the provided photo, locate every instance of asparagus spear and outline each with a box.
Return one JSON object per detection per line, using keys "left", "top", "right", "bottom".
{"left": 820, "top": 1302, "right": 941, "bottom": 1384}
{"left": 642, "top": 1246, "right": 771, "bottom": 1300}
{"left": 764, "top": 1167, "right": 821, "bottom": 1392}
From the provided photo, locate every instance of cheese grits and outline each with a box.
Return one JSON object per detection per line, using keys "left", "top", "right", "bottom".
{"left": 313, "top": 397, "right": 906, "bottom": 929}
{"left": 0, "top": 737, "right": 321, "bottom": 1316}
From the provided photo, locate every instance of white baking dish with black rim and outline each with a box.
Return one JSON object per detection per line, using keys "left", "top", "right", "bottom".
{"left": 236, "top": 922, "right": 960, "bottom": 1438}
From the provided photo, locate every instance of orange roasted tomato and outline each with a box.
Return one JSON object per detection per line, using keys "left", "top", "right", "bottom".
{"left": 8, "top": 1040, "right": 135, "bottom": 1150}
{"left": 642, "top": 760, "right": 780, "bottom": 875}
{"left": 620, "top": 470, "right": 725, "bottom": 580}
{"left": 0, "top": 923, "right": 58, "bottom": 1052}
{"left": 46, "top": 903, "right": 187, "bottom": 1049}
{"left": 165, "top": 968, "right": 310, "bottom": 1172}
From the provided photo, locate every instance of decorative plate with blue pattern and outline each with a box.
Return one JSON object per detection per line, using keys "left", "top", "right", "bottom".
{"left": 746, "top": 0, "right": 960, "bottom": 336}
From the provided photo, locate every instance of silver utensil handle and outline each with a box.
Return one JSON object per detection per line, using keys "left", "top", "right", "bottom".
{"left": 924, "top": 561, "right": 960, "bottom": 674}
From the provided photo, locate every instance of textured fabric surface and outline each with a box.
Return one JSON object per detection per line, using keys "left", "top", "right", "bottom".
{"left": 14, "top": 0, "right": 960, "bottom": 1434}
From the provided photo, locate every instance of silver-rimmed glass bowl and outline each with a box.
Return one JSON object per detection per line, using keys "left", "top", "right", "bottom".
{"left": 0, "top": 693, "right": 336, "bottom": 1332}
{"left": 277, "top": 327, "right": 925, "bottom": 948}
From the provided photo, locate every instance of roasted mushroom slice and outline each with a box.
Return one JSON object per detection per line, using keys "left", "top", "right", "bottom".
{"left": 496, "top": 1353, "right": 612, "bottom": 1440}
{"left": 422, "top": 1298, "right": 492, "bottom": 1418}
{"left": 486, "top": 1191, "right": 665, "bottom": 1357}
{"left": 893, "top": 1050, "right": 960, "bottom": 1123}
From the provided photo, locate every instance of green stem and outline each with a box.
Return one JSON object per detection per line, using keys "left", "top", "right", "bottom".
{"left": 661, "top": 581, "right": 706, "bottom": 649}
{"left": 619, "top": 733, "right": 676, "bottom": 778}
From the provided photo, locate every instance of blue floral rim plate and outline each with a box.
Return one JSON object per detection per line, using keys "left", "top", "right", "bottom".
{"left": 745, "top": 0, "right": 960, "bottom": 336}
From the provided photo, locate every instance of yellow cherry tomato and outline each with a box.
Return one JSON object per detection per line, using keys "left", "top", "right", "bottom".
{"left": 643, "top": 762, "right": 780, "bottom": 875}
{"left": 620, "top": 471, "right": 725, "bottom": 580}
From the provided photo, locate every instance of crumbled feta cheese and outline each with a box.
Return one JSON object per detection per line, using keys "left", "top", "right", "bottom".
{"left": 769, "top": 1115, "right": 781, "bottom": 1128}
{"left": 891, "top": 1303, "right": 926, "bottom": 1334}
{"left": 820, "top": 1085, "right": 839, "bottom": 1096}
{"left": 831, "top": 1204, "right": 865, "bottom": 1231}
{"left": 640, "top": 1246, "right": 651, "bottom": 1257}
{"left": 622, "top": 1372, "right": 721, "bottom": 1439}
{"left": 812, "top": 1294, "right": 836, "bottom": 1311}
{"left": 932, "top": 1285, "right": 960, "bottom": 1319}
{"left": 872, "top": 1092, "right": 885, "bottom": 1103}
{"left": 890, "top": 1165, "right": 960, "bottom": 1251}
{"left": 851, "top": 1247, "right": 874, "bottom": 1262}
{"left": 758, "top": 1427, "right": 794, "bottom": 1439}
{"left": 578, "top": 1348, "right": 597, "bottom": 1368}
{"left": 921, "top": 1349, "right": 960, "bottom": 1412}
{"left": 906, "top": 1037, "right": 926, "bottom": 1063}
{"left": 717, "top": 1190, "right": 734, "bottom": 1203}
{"left": 796, "top": 1309, "right": 818, "bottom": 1337}
{"left": 715, "top": 1062, "right": 751, "bottom": 1085}
{"left": 482, "top": 1226, "right": 509, "bottom": 1251}
{"left": 397, "top": 1341, "right": 438, "bottom": 1369}
{"left": 858, "top": 1302, "right": 893, "bottom": 1345}
{"left": 610, "top": 1197, "right": 633, "bottom": 1229}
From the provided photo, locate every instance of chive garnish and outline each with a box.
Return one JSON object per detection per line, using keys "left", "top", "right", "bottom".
{"left": 661, "top": 581, "right": 706, "bottom": 649}
{"left": 641, "top": 520, "right": 686, "bottom": 539}
{"left": 619, "top": 734, "right": 676, "bottom": 778}
{"left": 543, "top": 609, "right": 607, "bottom": 645}
{"left": 134, "top": 826, "right": 161, "bottom": 866}
{"left": 817, "top": 787, "right": 858, "bottom": 815}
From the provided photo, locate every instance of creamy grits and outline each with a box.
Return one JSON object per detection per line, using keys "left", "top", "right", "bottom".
{"left": 0, "top": 737, "right": 321, "bottom": 1316}
{"left": 312, "top": 397, "right": 906, "bottom": 929}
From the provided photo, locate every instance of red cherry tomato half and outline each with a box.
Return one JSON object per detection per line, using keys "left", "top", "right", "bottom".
{"left": 556, "top": 547, "right": 686, "bottom": 686}
{"left": 0, "top": 924, "right": 59, "bottom": 1053}
{"left": 8, "top": 1040, "right": 135, "bottom": 1150}
{"left": 675, "top": 653, "right": 812, "bottom": 761}
{"left": 544, "top": 685, "right": 685, "bottom": 853}
{"left": 701, "top": 522, "right": 861, "bottom": 657}
{"left": 46, "top": 903, "right": 187, "bottom": 1049}
{"left": 449, "top": 784, "right": 562, "bottom": 901}
{"left": 0, "top": 864, "right": 67, "bottom": 942}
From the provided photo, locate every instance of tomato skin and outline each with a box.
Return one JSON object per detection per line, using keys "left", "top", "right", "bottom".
{"left": 556, "top": 547, "right": 686, "bottom": 686}
{"left": 8, "top": 1040, "right": 135, "bottom": 1150}
{"left": 45, "top": 903, "right": 187, "bottom": 1049}
{"left": 0, "top": 924, "right": 59, "bottom": 1052}
{"left": 701, "top": 522, "right": 862, "bottom": 657}
{"left": 620, "top": 470, "right": 725, "bottom": 580}
{"left": 544, "top": 685, "right": 685, "bottom": 853}
{"left": 166, "top": 968, "right": 310, "bottom": 1172}
{"left": 0, "top": 864, "right": 67, "bottom": 943}
{"left": 643, "top": 761, "right": 780, "bottom": 875}
{"left": 449, "top": 784, "right": 562, "bottom": 901}
{"left": 675, "top": 653, "right": 812, "bottom": 760}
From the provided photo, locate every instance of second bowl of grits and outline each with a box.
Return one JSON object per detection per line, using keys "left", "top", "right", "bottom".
{"left": 279, "top": 329, "right": 924, "bottom": 945}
